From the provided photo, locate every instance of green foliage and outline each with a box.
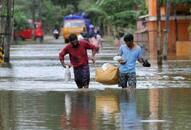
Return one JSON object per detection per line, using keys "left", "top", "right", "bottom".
{"left": 78, "top": 0, "right": 97, "bottom": 11}
{"left": 14, "top": 0, "right": 68, "bottom": 32}
{"left": 111, "top": 11, "right": 138, "bottom": 26}
{"left": 85, "top": 6, "right": 107, "bottom": 25}
{"left": 14, "top": 0, "right": 36, "bottom": 30}
{"left": 14, "top": 10, "right": 28, "bottom": 30}
{"left": 41, "top": 0, "right": 61, "bottom": 26}
{"left": 174, "top": 0, "right": 191, "bottom": 4}
{"left": 161, "top": 0, "right": 191, "bottom": 4}
{"left": 80, "top": 0, "right": 147, "bottom": 31}
{"left": 14, "top": 0, "right": 148, "bottom": 33}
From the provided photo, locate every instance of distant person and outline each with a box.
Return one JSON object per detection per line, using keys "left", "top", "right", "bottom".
{"left": 114, "top": 35, "right": 120, "bottom": 50}
{"left": 118, "top": 34, "right": 150, "bottom": 91}
{"left": 89, "top": 24, "right": 96, "bottom": 37}
{"left": 96, "top": 30, "right": 103, "bottom": 48}
{"left": 53, "top": 25, "right": 60, "bottom": 39}
{"left": 114, "top": 31, "right": 125, "bottom": 51}
{"left": 118, "top": 31, "right": 125, "bottom": 45}
{"left": 59, "top": 33, "right": 97, "bottom": 89}
{"left": 89, "top": 33, "right": 102, "bottom": 53}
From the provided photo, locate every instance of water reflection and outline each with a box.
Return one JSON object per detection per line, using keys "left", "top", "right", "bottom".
{"left": 61, "top": 90, "right": 144, "bottom": 130}
{"left": 148, "top": 89, "right": 160, "bottom": 130}
{"left": 95, "top": 91, "right": 119, "bottom": 130}
{"left": 119, "top": 90, "right": 143, "bottom": 130}
{"left": 0, "top": 89, "right": 191, "bottom": 130}
{"left": 0, "top": 91, "right": 14, "bottom": 130}
{"left": 61, "top": 92, "right": 95, "bottom": 130}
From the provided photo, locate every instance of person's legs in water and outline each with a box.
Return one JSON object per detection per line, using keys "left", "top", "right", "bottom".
{"left": 119, "top": 73, "right": 128, "bottom": 88}
{"left": 119, "top": 72, "right": 136, "bottom": 95}
{"left": 74, "top": 65, "right": 90, "bottom": 89}
{"left": 127, "top": 72, "right": 136, "bottom": 95}
{"left": 82, "top": 65, "right": 90, "bottom": 88}
{"left": 74, "top": 67, "right": 84, "bottom": 89}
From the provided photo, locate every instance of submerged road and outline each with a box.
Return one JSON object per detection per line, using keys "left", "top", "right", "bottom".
{"left": 0, "top": 37, "right": 190, "bottom": 91}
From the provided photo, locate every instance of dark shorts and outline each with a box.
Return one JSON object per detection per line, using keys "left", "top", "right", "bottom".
{"left": 119, "top": 72, "right": 136, "bottom": 88}
{"left": 73, "top": 65, "right": 90, "bottom": 88}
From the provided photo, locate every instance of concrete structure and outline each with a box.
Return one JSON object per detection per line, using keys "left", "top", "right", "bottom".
{"left": 136, "top": 0, "right": 191, "bottom": 59}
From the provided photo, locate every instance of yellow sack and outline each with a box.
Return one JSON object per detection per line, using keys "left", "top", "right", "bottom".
{"left": 95, "top": 64, "right": 119, "bottom": 85}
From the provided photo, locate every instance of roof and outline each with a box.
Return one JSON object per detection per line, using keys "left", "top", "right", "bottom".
{"left": 64, "top": 15, "right": 84, "bottom": 20}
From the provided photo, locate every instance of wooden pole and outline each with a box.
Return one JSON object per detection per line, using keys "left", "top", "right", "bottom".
{"left": 163, "top": 0, "right": 171, "bottom": 60}
{"left": 156, "top": 0, "right": 162, "bottom": 66}
{"left": 174, "top": 2, "right": 178, "bottom": 41}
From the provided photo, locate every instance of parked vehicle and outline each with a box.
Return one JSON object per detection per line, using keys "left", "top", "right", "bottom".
{"left": 14, "top": 19, "right": 44, "bottom": 43}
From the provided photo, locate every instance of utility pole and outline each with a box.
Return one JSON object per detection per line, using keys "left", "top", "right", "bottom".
{"left": 173, "top": 2, "right": 178, "bottom": 41}
{"left": 31, "top": 0, "right": 37, "bottom": 40}
{"left": 4, "top": 0, "right": 14, "bottom": 63}
{"left": 39, "top": 0, "right": 42, "bottom": 21}
{"left": 32, "top": 0, "right": 36, "bottom": 22}
{"left": 0, "top": 0, "right": 3, "bottom": 64}
{"left": 156, "top": 0, "right": 162, "bottom": 66}
{"left": 163, "top": 0, "right": 171, "bottom": 60}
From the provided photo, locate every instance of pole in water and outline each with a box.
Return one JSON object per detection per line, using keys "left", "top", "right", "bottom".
{"left": 0, "top": 47, "right": 4, "bottom": 64}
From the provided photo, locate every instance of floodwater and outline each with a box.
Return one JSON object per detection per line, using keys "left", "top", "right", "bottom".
{"left": 0, "top": 88, "right": 191, "bottom": 130}
{"left": 0, "top": 38, "right": 191, "bottom": 130}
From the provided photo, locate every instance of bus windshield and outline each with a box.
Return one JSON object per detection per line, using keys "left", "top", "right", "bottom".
{"left": 64, "top": 20, "right": 85, "bottom": 28}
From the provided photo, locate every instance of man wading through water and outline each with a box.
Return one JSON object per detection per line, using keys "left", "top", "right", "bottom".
{"left": 59, "top": 33, "right": 97, "bottom": 89}
{"left": 118, "top": 34, "right": 150, "bottom": 93}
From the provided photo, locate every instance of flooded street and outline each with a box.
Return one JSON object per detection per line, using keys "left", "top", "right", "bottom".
{"left": 1, "top": 89, "right": 191, "bottom": 130}
{"left": 0, "top": 38, "right": 191, "bottom": 130}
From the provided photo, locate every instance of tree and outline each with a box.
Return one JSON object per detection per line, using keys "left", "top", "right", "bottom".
{"left": 79, "top": 0, "right": 147, "bottom": 35}
{"left": 14, "top": 0, "right": 148, "bottom": 34}
{"left": 14, "top": 0, "right": 64, "bottom": 32}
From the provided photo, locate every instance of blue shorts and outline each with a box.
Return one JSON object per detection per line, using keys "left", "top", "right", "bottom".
{"left": 73, "top": 65, "right": 90, "bottom": 88}
{"left": 119, "top": 72, "right": 136, "bottom": 88}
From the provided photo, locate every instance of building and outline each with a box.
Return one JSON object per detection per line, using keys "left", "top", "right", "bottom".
{"left": 136, "top": 0, "right": 191, "bottom": 59}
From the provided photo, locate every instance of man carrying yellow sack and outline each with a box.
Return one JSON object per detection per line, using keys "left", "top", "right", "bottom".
{"left": 118, "top": 34, "right": 150, "bottom": 89}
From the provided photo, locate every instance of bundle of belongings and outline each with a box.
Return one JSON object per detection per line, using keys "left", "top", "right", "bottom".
{"left": 95, "top": 63, "right": 119, "bottom": 85}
